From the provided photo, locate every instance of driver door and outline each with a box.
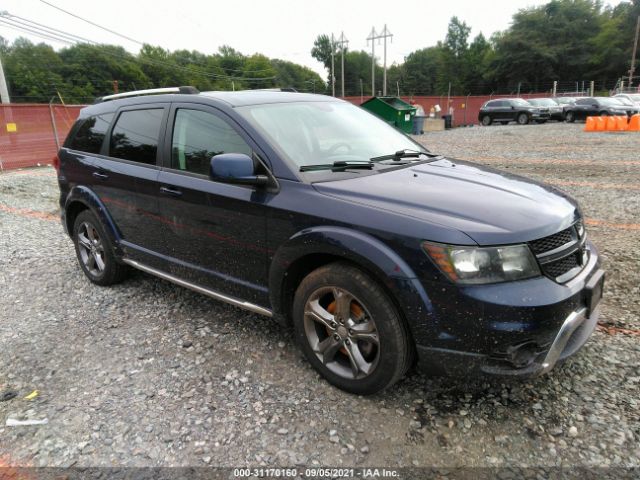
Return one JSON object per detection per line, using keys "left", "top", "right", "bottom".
{"left": 156, "top": 103, "right": 270, "bottom": 306}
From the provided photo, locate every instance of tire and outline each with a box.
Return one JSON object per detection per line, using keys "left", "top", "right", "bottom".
{"left": 517, "top": 113, "right": 529, "bottom": 125}
{"left": 481, "top": 115, "right": 492, "bottom": 126}
{"left": 72, "top": 210, "right": 128, "bottom": 286}
{"left": 292, "top": 262, "right": 412, "bottom": 395}
{"left": 565, "top": 111, "right": 575, "bottom": 123}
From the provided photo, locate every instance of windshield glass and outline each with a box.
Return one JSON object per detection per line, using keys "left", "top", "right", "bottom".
{"left": 529, "top": 98, "right": 556, "bottom": 106}
{"left": 237, "top": 101, "right": 425, "bottom": 169}
{"left": 628, "top": 94, "right": 640, "bottom": 101}
{"left": 615, "top": 97, "right": 634, "bottom": 106}
{"left": 512, "top": 98, "right": 532, "bottom": 106}
{"left": 599, "top": 98, "right": 624, "bottom": 107}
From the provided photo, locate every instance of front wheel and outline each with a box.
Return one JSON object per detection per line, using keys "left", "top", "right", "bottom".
{"left": 565, "top": 111, "right": 575, "bottom": 123}
{"left": 517, "top": 113, "right": 530, "bottom": 125}
{"left": 481, "top": 115, "right": 492, "bottom": 126}
{"left": 292, "top": 262, "right": 412, "bottom": 395}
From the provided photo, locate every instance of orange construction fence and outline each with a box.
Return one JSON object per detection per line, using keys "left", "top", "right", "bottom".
{"left": 0, "top": 104, "right": 83, "bottom": 171}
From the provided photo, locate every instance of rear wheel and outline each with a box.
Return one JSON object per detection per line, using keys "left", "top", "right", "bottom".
{"left": 565, "top": 111, "right": 575, "bottom": 123}
{"left": 481, "top": 115, "right": 492, "bottom": 126}
{"left": 517, "top": 113, "right": 530, "bottom": 125}
{"left": 73, "top": 210, "right": 128, "bottom": 286}
{"left": 292, "top": 262, "right": 412, "bottom": 395}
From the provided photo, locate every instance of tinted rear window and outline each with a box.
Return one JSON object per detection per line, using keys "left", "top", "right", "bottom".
{"left": 109, "top": 109, "right": 164, "bottom": 165}
{"left": 68, "top": 113, "right": 114, "bottom": 154}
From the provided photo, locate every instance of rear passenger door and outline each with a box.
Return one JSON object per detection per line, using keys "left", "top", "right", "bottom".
{"left": 95, "top": 105, "right": 169, "bottom": 257}
{"left": 155, "top": 103, "right": 270, "bottom": 306}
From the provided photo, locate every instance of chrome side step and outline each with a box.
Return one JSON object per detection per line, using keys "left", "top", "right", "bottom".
{"left": 122, "top": 258, "right": 273, "bottom": 317}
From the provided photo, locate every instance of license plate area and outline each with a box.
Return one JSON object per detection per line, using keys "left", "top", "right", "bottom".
{"left": 584, "top": 269, "right": 605, "bottom": 317}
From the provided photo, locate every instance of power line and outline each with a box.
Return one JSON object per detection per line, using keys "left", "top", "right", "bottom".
{"left": 38, "top": 0, "right": 144, "bottom": 46}
{"left": 0, "top": 14, "right": 277, "bottom": 81}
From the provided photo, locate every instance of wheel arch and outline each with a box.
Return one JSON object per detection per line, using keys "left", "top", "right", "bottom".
{"left": 268, "top": 226, "right": 435, "bottom": 345}
{"left": 63, "top": 186, "right": 121, "bottom": 249}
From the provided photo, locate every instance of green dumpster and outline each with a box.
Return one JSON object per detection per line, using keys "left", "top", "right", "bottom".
{"left": 360, "top": 96, "right": 416, "bottom": 134}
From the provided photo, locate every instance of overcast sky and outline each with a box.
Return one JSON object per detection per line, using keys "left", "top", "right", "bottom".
{"left": 0, "top": 0, "right": 626, "bottom": 77}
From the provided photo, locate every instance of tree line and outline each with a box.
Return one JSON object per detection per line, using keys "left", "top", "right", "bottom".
{"left": 0, "top": 39, "right": 326, "bottom": 103}
{"left": 1, "top": 0, "right": 638, "bottom": 103}
{"left": 312, "top": 0, "right": 640, "bottom": 96}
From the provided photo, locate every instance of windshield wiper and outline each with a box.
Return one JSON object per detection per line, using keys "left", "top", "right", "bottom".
{"left": 370, "top": 149, "right": 430, "bottom": 162}
{"left": 299, "top": 160, "right": 374, "bottom": 172}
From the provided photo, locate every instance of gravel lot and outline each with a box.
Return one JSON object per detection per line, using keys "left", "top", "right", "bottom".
{"left": 0, "top": 123, "right": 638, "bottom": 473}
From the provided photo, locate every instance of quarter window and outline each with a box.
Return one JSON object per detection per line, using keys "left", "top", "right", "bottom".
{"left": 109, "top": 109, "right": 164, "bottom": 165}
{"left": 69, "top": 113, "right": 114, "bottom": 154}
{"left": 171, "top": 109, "right": 252, "bottom": 176}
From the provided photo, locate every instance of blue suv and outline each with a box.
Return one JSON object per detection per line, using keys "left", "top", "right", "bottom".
{"left": 56, "top": 87, "right": 605, "bottom": 394}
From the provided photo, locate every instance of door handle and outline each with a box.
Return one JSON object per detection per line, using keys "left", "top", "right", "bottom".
{"left": 160, "top": 186, "right": 183, "bottom": 197}
{"left": 92, "top": 171, "right": 109, "bottom": 180}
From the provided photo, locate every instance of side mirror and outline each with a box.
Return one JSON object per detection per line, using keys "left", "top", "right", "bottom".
{"left": 210, "top": 153, "right": 269, "bottom": 187}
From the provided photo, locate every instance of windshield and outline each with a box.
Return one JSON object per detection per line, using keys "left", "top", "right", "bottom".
{"left": 512, "top": 98, "right": 532, "bottom": 107}
{"left": 237, "top": 101, "right": 425, "bottom": 170}
{"left": 615, "top": 97, "right": 634, "bottom": 106}
{"left": 598, "top": 98, "right": 625, "bottom": 107}
{"left": 529, "top": 98, "right": 556, "bottom": 106}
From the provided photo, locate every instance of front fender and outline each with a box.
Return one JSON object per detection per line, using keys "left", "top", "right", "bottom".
{"left": 64, "top": 185, "right": 121, "bottom": 251}
{"left": 268, "top": 226, "right": 437, "bottom": 337}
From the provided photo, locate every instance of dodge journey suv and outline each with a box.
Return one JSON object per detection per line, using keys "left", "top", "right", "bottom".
{"left": 56, "top": 87, "right": 604, "bottom": 394}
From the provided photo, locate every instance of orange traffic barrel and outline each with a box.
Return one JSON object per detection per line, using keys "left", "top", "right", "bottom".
{"left": 628, "top": 114, "right": 640, "bottom": 131}
{"left": 595, "top": 117, "right": 606, "bottom": 131}
{"left": 615, "top": 116, "right": 628, "bottom": 131}
{"left": 605, "top": 115, "right": 618, "bottom": 131}
{"left": 584, "top": 116, "right": 596, "bottom": 132}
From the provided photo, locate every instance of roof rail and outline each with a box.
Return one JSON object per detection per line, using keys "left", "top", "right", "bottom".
{"left": 96, "top": 86, "right": 199, "bottom": 103}
{"left": 245, "top": 88, "right": 299, "bottom": 93}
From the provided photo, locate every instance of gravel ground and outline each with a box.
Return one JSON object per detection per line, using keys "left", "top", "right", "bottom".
{"left": 0, "top": 123, "right": 638, "bottom": 473}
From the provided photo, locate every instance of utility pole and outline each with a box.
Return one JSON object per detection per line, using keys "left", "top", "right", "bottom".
{"left": 629, "top": 16, "right": 640, "bottom": 87}
{"left": 590, "top": 80, "right": 595, "bottom": 97}
{"left": 552, "top": 80, "right": 557, "bottom": 97}
{"left": 360, "top": 78, "right": 363, "bottom": 103}
{"left": 336, "top": 32, "right": 349, "bottom": 98}
{"left": 0, "top": 53, "right": 10, "bottom": 104}
{"left": 330, "top": 33, "right": 336, "bottom": 97}
{"left": 367, "top": 26, "right": 393, "bottom": 97}
{"left": 366, "top": 27, "right": 377, "bottom": 97}
{"left": 380, "top": 25, "right": 392, "bottom": 96}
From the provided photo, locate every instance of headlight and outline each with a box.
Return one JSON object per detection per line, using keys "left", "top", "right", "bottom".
{"left": 423, "top": 242, "right": 541, "bottom": 284}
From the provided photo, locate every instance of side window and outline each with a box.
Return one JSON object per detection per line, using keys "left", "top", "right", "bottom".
{"left": 68, "top": 113, "right": 114, "bottom": 154}
{"left": 171, "top": 109, "right": 252, "bottom": 176}
{"left": 109, "top": 109, "right": 164, "bottom": 165}
{"left": 576, "top": 99, "right": 590, "bottom": 106}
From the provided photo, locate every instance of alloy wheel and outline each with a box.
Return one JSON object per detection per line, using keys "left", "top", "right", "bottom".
{"left": 303, "top": 286, "right": 380, "bottom": 380}
{"left": 77, "top": 221, "right": 106, "bottom": 277}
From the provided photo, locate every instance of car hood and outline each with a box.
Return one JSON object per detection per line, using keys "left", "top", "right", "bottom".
{"left": 312, "top": 158, "right": 580, "bottom": 245}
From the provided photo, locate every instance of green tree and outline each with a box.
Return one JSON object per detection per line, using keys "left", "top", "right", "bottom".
{"left": 3, "top": 38, "right": 67, "bottom": 102}
{"left": 242, "top": 53, "right": 276, "bottom": 90}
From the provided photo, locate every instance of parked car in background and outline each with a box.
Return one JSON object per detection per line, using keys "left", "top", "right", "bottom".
{"left": 527, "top": 98, "right": 564, "bottom": 121}
{"left": 478, "top": 98, "right": 551, "bottom": 125}
{"left": 613, "top": 93, "right": 640, "bottom": 107}
{"left": 553, "top": 97, "right": 582, "bottom": 107}
{"left": 56, "top": 87, "right": 604, "bottom": 394}
{"left": 612, "top": 95, "right": 640, "bottom": 113}
{"left": 564, "top": 97, "right": 639, "bottom": 122}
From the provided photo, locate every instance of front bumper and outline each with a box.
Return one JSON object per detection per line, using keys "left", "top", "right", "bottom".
{"left": 415, "top": 242, "right": 604, "bottom": 379}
